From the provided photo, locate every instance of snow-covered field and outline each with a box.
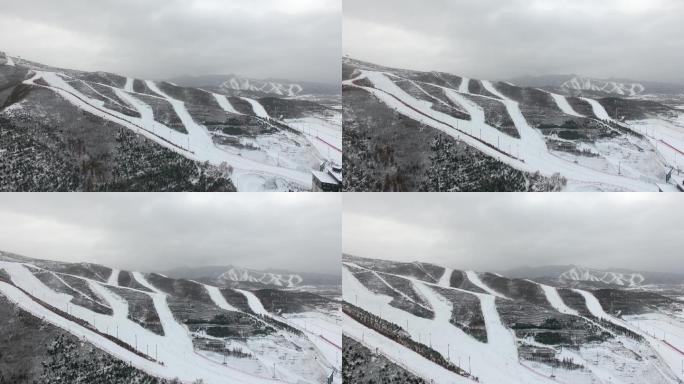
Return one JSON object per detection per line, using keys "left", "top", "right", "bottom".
{"left": 0, "top": 260, "right": 339, "bottom": 384}
{"left": 19, "top": 69, "right": 336, "bottom": 191}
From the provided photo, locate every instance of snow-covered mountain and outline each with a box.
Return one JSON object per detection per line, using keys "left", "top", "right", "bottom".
{"left": 503, "top": 265, "right": 684, "bottom": 287}
{"left": 220, "top": 77, "right": 303, "bottom": 97}
{"left": 0, "top": 250, "right": 341, "bottom": 384}
{"left": 0, "top": 51, "right": 342, "bottom": 192}
{"left": 559, "top": 266, "right": 645, "bottom": 286}
{"left": 561, "top": 76, "right": 645, "bottom": 96}
{"left": 343, "top": 57, "right": 684, "bottom": 192}
{"left": 162, "top": 265, "right": 341, "bottom": 289}
{"left": 343, "top": 254, "right": 684, "bottom": 384}
{"left": 218, "top": 266, "right": 303, "bottom": 287}
{"left": 167, "top": 74, "right": 340, "bottom": 98}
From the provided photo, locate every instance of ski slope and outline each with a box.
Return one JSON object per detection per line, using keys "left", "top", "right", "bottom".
{"left": 124, "top": 77, "right": 134, "bottom": 92}
{"left": 465, "top": 270, "right": 510, "bottom": 299}
{"left": 437, "top": 267, "right": 453, "bottom": 287}
{"left": 343, "top": 257, "right": 684, "bottom": 383}
{"left": 347, "top": 69, "right": 661, "bottom": 191}
{"left": 343, "top": 265, "right": 556, "bottom": 384}
{"left": 548, "top": 92, "right": 584, "bottom": 117}
{"left": 234, "top": 288, "right": 269, "bottom": 315}
{"left": 107, "top": 269, "right": 119, "bottom": 286}
{"left": 459, "top": 77, "right": 470, "bottom": 93}
{"left": 574, "top": 289, "right": 684, "bottom": 382}
{"left": 240, "top": 97, "right": 270, "bottom": 119}
{"left": 22, "top": 71, "right": 314, "bottom": 191}
{"left": 212, "top": 92, "right": 241, "bottom": 115}
{"left": 537, "top": 282, "right": 579, "bottom": 316}
{"left": 0, "top": 262, "right": 286, "bottom": 384}
{"left": 581, "top": 97, "right": 612, "bottom": 121}
{"left": 344, "top": 314, "right": 473, "bottom": 384}
{"left": 204, "top": 284, "right": 239, "bottom": 311}
{"left": 285, "top": 116, "right": 342, "bottom": 165}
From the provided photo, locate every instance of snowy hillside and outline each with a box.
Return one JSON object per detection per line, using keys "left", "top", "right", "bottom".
{"left": 0, "top": 250, "right": 341, "bottom": 384}
{"left": 561, "top": 76, "right": 645, "bottom": 97}
{"left": 343, "top": 254, "right": 684, "bottom": 384}
{"left": 343, "top": 57, "right": 684, "bottom": 192}
{"left": 0, "top": 51, "right": 342, "bottom": 192}
{"left": 560, "top": 266, "right": 645, "bottom": 286}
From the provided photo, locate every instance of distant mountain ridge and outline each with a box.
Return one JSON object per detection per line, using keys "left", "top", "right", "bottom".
{"left": 561, "top": 76, "right": 645, "bottom": 96}
{"left": 559, "top": 266, "right": 645, "bottom": 286}
{"left": 163, "top": 265, "right": 341, "bottom": 287}
{"left": 217, "top": 266, "right": 303, "bottom": 287}
{"left": 167, "top": 74, "right": 340, "bottom": 97}
{"left": 509, "top": 73, "right": 684, "bottom": 96}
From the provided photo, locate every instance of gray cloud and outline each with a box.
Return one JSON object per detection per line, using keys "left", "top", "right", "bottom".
{"left": 343, "top": 194, "right": 684, "bottom": 274}
{"left": 0, "top": 0, "right": 341, "bottom": 83}
{"left": 343, "top": 0, "right": 684, "bottom": 83}
{"left": 0, "top": 193, "right": 341, "bottom": 275}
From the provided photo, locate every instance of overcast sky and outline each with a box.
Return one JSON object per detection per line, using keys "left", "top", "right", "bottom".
{"left": 343, "top": 194, "right": 684, "bottom": 274}
{"left": 0, "top": 194, "right": 340, "bottom": 275}
{"left": 344, "top": 0, "right": 684, "bottom": 83}
{"left": 0, "top": 0, "right": 340, "bottom": 83}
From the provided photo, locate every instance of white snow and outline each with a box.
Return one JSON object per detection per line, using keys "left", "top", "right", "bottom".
{"left": 573, "top": 289, "right": 611, "bottom": 320}
{"left": 107, "top": 269, "right": 119, "bottom": 286}
{"left": 0, "top": 262, "right": 284, "bottom": 384}
{"left": 204, "top": 284, "right": 238, "bottom": 311}
{"left": 5, "top": 55, "right": 15, "bottom": 66}
{"left": 234, "top": 288, "right": 269, "bottom": 315}
{"left": 459, "top": 77, "right": 470, "bottom": 93}
{"left": 465, "top": 270, "right": 510, "bottom": 299}
{"left": 223, "top": 78, "right": 303, "bottom": 97}
{"left": 351, "top": 70, "right": 658, "bottom": 191}
{"left": 285, "top": 116, "right": 342, "bottom": 165}
{"left": 437, "top": 267, "right": 453, "bottom": 287}
{"left": 537, "top": 283, "right": 579, "bottom": 316}
{"left": 344, "top": 259, "right": 684, "bottom": 384}
{"left": 240, "top": 97, "right": 270, "bottom": 119}
{"left": 283, "top": 311, "right": 342, "bottom": 372}
{"left": 562, "top": 76, "right": 645, "bottom": 97}
{"left": 548, "top": 92, "right": 584, "bottom": 117}
{"left": 212, "top": 93, "right": 241, "bottom": 115}
{"left": 124, "top": 77, "right": 134, "bottom": 92}
{"left": 24, "top": 71, "right": 316, "bottom": 191}
{"left": 344, "top": 315, "right": 473, "bottom": 384}
{"left": 343, "top": 265, "right": 556, "bottom": 384}
{"left": 582, "top": 97, "right": 613, "bottom": 121}
{"left": 574, "top": 289, "right": 684, "bottom": 382}
{"left": 561, "top": 266, "right": 645, "bottom": 287}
